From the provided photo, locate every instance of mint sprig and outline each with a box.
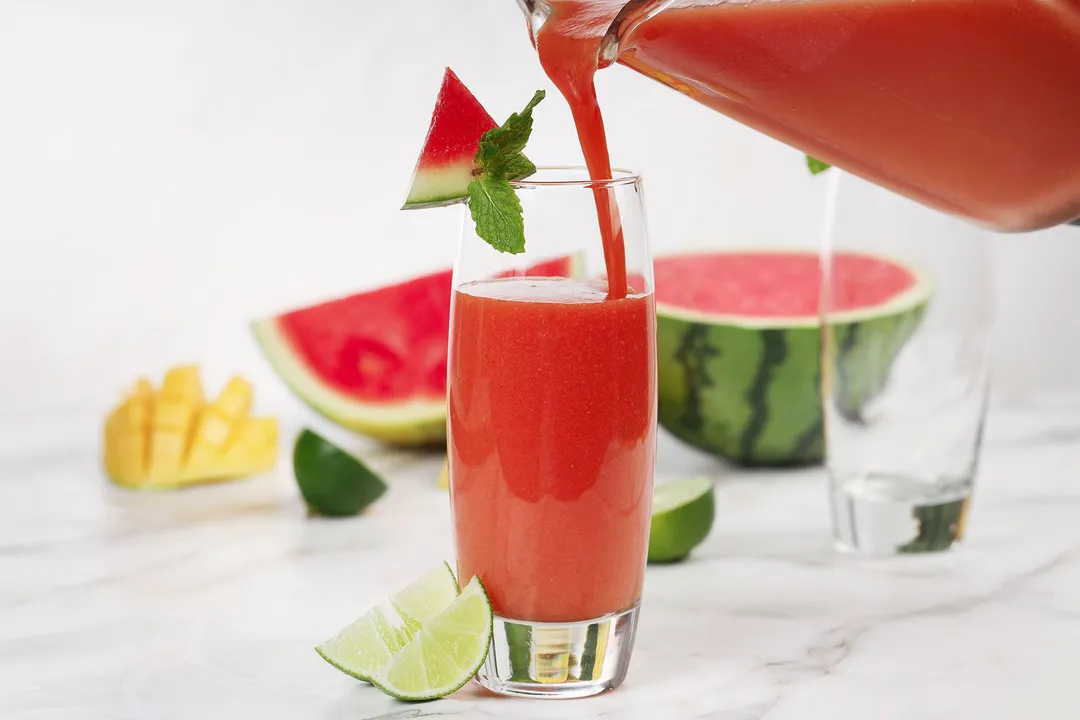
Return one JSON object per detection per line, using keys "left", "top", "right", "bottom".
{"left": 806, "top": 155, "right": 832, "bottom": 175}
{"left": 467, "top": 89, "right": 545, "bottom": 255}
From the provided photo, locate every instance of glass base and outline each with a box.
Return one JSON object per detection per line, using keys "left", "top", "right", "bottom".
{"left": 830, "top": 472, "right": 973, "bottom": 555}
{"left": 475, "top": 606, "right": 640, "bottom": 699}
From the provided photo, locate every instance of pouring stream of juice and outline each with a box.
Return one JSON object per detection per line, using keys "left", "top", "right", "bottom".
{"left": 536, "top": 12, "right": 630, "bottom": 299}
{"left": 532, "top": 0, "right": 1080, "bottom": 291}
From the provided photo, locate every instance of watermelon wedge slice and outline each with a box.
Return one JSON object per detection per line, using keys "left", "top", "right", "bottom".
{"left": 650, "top": 249, "right": 934, "bottom": 467}
{"left": 251, "top": 256, "right": 580, "bottom": 446}
{"left": 401, "top": 67, "right": 534, "bottom": 210}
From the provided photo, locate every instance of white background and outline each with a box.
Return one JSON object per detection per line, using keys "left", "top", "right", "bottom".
{"left": 3, "top": 0, "right": 1079, "bottom": 416}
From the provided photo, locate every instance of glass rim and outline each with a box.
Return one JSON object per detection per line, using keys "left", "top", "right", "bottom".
{"left": 509, "top": 165, "right": 641, "bottom": 189}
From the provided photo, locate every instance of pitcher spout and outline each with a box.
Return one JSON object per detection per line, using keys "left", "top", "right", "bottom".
{"left": 516, "top": 0, "right": 551, "bottom": 49}
{"left": 517, "top": 0, "right": 676, "bottom": 66}
{"left": 598, "top": 0, "right": 677, "bottom": 68}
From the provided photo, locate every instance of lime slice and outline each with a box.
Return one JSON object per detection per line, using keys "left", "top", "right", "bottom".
{"left": 648, "top": 476, "right": 715, "bottom": 563}
{"left": 315, "top": 562, "right": 460, "bottom": 682}
{"left": 293, "top": 428, "right": 388, "bottom": 517}
{"left": 370, "top": 575, "right": 493, "bottom": 701}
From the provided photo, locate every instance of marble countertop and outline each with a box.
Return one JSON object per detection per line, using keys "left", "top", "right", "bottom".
{"left": 2, "top": 402, "right": 1079, "bottom": 720}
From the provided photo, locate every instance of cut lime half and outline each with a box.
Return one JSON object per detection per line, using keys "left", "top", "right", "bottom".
{"left": 293, "top": 428, "right": 388, "bottom": 517}
{"left": 648, "top": 476, "right": 716, "bottom": 563}
{"left": 315, "top": 562, "right": 460, "bottom": 682}
{"left": 371, "top": 575, "right": 493, "bottom": 702}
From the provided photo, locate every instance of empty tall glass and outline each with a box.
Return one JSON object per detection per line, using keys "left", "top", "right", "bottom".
{"left": 820, "top": 171, "right": 993, "bottom": 555}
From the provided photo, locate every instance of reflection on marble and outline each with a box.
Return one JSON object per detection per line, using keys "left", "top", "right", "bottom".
{"left": 1, "top": 404, "right": 1078, "bottom": 719}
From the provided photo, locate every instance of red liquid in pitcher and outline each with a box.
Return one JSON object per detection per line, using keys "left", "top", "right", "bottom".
{"left": 537, "top": 0, "right": 1080, "bottom": 232}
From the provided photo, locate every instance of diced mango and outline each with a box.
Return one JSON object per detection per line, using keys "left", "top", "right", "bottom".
{"left": 153, "top": 365, "right": 204, "bottom": 429}
{"left": 216, "top": 417, "right": 279, "bottom": 476}
{"left": 147, "top": 365, "right": 205, "bottom": 482}
{"left": 103, "top": 379, "right": 155, "bottom": 486}
{"left": 102, "top": 366, "right": 277, "bottom": 490}
{"left": 186, "top": 376, "right": 254, "bottom": 471}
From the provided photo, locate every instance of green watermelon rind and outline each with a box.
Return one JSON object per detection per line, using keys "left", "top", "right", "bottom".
{"left": 655, "top": 250, "right": 934, "bottom": 467}
{"left": 250, "top": 318, "right": 447, "bottom": 447}
{"left": 402, "top": 166, "right": 476, "bottom": 210}
{"left": 402, "top": 163, "right": 536, "bottom": 210}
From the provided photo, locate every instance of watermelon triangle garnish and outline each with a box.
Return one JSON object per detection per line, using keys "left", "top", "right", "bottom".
{"left": 401, "top": 67, "right": 533, "bottom": 210}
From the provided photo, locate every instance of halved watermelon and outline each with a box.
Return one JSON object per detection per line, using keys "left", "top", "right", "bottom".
{"left": 651, "top": 249, "right": 933, "bottom": 467}
{"left": 401, "top": 67, "right": 533, "bottom": 209}
{"left": 251, "top": 256, "right": 580, "bottom": 446}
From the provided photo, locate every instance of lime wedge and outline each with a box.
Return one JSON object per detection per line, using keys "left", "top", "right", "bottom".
{"left": 293, "top": 428, "right": 387, "bottom": 517}
{"left": 648, "top": 476, "right": 715, "bottom": 563}
{"left": 315, "top": 562, "right": 460, "bottom": 682}
{"left": 370, "top": 575, "right": 493, "bottom": 701}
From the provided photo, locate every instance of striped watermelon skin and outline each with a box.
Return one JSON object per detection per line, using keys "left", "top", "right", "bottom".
{"left": 654, "top": 251, "right": 932, "bottom": 467}
{"left": 658, "top": 318, "right": 824, "bottom": 466}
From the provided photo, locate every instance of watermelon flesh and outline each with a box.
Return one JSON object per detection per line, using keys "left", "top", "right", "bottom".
{"left": 402, "top": 67, "right": 534, "bottom": 209}
{"left": 275, "top": 272, "right": 451, "bottom": 406}
{"left": 653, "top": 250, "right": 933, "bottom": 467}
{"left": 652, "top": 251, "right": 920, "bottom": 320}
{"left": 251, "top": 256, "right": 579, "bottom": 446}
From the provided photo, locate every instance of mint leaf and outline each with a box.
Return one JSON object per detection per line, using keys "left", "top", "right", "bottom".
{"left": 475, "top": 136, "right": 500, "bottom": 170}
{"left": 477, "top": 90, "right": 546, "bottom": 169}
{"left": 499, "top": 152, "right": 537, "bottom": 180}
{"left": 807, "top": 156, "right": 832, "bottom": 175}
{"left": 468, "top": 174, "right": 526, "bottom": 254}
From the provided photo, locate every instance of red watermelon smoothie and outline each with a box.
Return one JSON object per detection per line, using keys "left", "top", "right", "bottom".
{"left": 448, "top": 276, "right": 657, "bottom": 625}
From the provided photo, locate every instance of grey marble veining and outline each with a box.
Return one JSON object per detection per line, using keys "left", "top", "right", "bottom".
{"left": 1, "top": 406, "right": 1078, "bottom": 719}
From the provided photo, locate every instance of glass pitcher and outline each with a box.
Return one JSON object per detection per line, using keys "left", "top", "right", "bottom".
{"left": 518, "top": 0, "right": 1080, "bottom": 233}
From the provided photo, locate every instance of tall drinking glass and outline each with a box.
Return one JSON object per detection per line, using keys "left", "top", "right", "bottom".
{"left": 447, "top": 167, "right": 657, "bottom": 698}
{"left": 820, "top": 171, "right": 993, "bottom": 555}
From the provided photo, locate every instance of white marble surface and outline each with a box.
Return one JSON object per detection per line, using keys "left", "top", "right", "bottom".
{"left": 2, "top": 401, "right": 1079, "bottom": 719}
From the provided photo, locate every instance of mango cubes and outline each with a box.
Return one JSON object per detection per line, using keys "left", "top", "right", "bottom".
{"left": 436, "top": 458, "right": 449, "bottom": 490}
{"left": 103, "top": 365, "right": 278, "bottom": 489}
